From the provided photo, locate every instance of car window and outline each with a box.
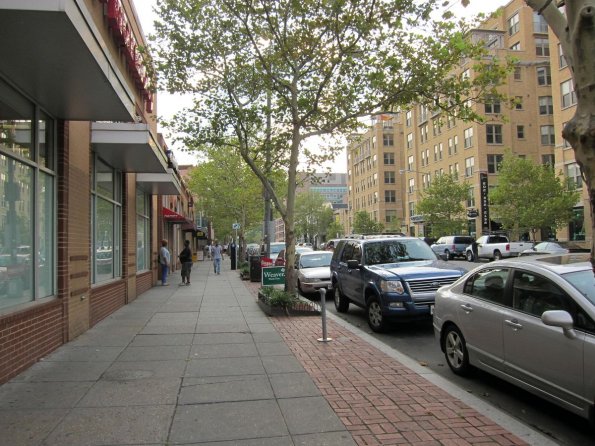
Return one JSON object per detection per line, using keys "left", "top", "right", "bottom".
{"left": 340, "top": 242, "right": 355, "bottom": 262}
{"left": 454, "top": 237, "right": 473, "bottom": 245}
{"left": 352, "top": 244, "right": 362, "bottom": 263}
{"left": 513, "top": 271, "right": 572, "bottom": 317}
{"left": 363, "top": 239, "right": 435, "bottom": 265}
{"left": 463, "top": 268, "right": 510, "bottom": 306}
{"left": 300, "top": 253, "right": 332, "bottom": 268}
{"left": 436, "top": 238, "right": 445, "bottom": 245}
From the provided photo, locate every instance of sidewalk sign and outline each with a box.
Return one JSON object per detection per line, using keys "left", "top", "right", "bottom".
{"left": 262, "top": 266, "right": 285, "bottom": 286}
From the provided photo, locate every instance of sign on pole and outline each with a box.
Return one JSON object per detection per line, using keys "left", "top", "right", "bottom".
{"left": 232, "top": 223, "right": 240, "bottom": 230}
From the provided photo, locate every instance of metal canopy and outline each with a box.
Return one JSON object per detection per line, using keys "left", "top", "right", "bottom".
{"left": 0, "top": 1, "right": 135, "bottom": 121}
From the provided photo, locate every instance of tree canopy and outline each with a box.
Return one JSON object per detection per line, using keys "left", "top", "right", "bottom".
{"left": 489, "top": 152, "right": 579, "bottom": 241}
{"left": 150, "top": 0, "right": 511, "bottom": 288}
{"left": 416, "top": 174, "right": 470, "bottom": 237}
{"left": 353, "top": 211, "right": 384, "bottom": 235}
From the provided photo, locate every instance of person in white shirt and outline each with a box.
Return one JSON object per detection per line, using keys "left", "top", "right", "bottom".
{"left": 159, "top": 239, "right": 171, "bottom": 285}
{"left": 212, "top": 240, "right": 224, "bottom": 274}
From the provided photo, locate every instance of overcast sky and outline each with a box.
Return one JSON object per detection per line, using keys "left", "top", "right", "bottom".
{"left": 132, "top": 0, "right": 512, "bottom": 166}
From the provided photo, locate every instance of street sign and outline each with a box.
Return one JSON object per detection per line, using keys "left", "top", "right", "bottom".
{"left": 262, "top": 266, "right": 285, "bottom": 286}
{"left": 232, "top": 223, "right": 240, "bottom": 230}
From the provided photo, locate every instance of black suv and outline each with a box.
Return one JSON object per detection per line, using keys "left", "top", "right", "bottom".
{"left": 330, "top": 237, "right": 466, "bottom": 332}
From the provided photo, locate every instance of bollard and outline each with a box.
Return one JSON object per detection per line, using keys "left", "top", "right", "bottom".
{"left": 317, "top": 288, "right": 332, "bottom": 342}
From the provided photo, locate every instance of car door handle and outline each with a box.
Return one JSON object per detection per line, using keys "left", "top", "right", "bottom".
{"left": 505, "top": 319, "right": 523, "bottom": 330}
{"left": 460, "top": 304, "right": 473, "bottom": 313}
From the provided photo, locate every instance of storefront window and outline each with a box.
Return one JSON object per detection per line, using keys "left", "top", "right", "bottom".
{"left": 92, "top": 156, "right": 121, "bottom": 283}
{"left": 569, "top": 208, "right": 585, "bottom": 241}
{"left": 0, "top": 78, "right": 54, "bottom": 310}
{"left": 136, "top": 191, "right": 150, "bottom": 272}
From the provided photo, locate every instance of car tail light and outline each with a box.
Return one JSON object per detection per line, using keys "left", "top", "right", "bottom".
{"left": 451, "top": 244, "right": 456, "bottom": 251}
{"left": 505, "top": 243, "right": 510, "bottom": 251}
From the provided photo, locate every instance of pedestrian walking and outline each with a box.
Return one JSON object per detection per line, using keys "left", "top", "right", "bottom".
{"left": 212, "top": 240, "right": 224, "bottom": 274}
{"left": 179, "top": 239, "right": 193, "bottom": 285}
{"left": 159, "top": 239, "right": 171, "bottom": 285}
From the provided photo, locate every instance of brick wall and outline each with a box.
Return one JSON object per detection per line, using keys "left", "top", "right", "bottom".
{"left": 0, "top": 299, "right": 64, "bottom": 384}
{"left": 90, "top": 281, "right": 126, "bottom": 327}
{"left": 136, "top": 271, "right": 153, "bottom": 298}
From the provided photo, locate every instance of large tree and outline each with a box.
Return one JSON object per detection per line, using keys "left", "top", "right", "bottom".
{"left": 416, "top": 173, "right": 470, "bottom": 237}
{"left": 353, "top": 211, "right": 384, "bottom": 235}
{"left": 489, "top": 152, "right": 579, "bottom": 241}
{"left": 511, "top": 0, "right": 595, "bottom": 264}
{"left": 151, "top": 0, "right": 508, "bottom": 290}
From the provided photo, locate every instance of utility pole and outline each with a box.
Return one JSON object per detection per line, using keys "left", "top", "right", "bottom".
{"left": 263, "top": 87, "right": 272, "bottom": 258}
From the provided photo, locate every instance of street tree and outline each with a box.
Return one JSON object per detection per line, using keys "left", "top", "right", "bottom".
{"left": 186, "top": 146, "right": 283, "bottom": 259}
{"left": 489, "top": 153, "right": 579, "bottom": 241}
{"left": 326, "top": 220, "right": 345, "bottom": 241}
{"left": 151, "top": 0, "right": 510, "bottom": 290}
{"left": 294, "top": 192, "right": 325, "bottom": 244}
{"left": 416, "top": 174, "right": 470, "bottom": 237}
{"left": 353, "top": 211, "right": 384, "bottom": 235}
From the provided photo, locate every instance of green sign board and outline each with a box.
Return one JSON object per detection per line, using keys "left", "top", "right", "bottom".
{"left": 262, "top": 266, "right": 285, "bottom": 286}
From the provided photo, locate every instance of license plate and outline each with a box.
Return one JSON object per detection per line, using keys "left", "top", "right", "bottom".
{"left": 430, "top": 304, "right": 434, "bottom": 315}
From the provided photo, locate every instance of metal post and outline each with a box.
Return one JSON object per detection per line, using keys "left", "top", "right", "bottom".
{"left": 317, "top": 288, "right": 332, "bottom": 342}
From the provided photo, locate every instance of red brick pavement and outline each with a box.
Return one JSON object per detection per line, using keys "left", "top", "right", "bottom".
{"left": 244, "top": 280, "right": 528, "bottom": 446}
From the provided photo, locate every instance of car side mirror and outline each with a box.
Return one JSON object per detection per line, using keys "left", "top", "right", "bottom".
{"left": 347, "top": 259, "right": 360, "bottom": 269}
{"left": 542, "top": 310, "right": 577, "bottom": 339}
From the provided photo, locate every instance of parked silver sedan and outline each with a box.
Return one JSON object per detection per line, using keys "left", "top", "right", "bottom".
{"left": 433, "top": 253, "right": 595, "bottom": 422}
{"left": 296, "top": 251, "right": 333, "bottom": 296}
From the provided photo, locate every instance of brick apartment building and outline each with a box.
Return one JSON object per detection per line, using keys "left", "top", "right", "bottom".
{"left": 346, "top": 0, "right": 586, "bottom": 243}
{"left": 0, "top": 0, "right": 196, "bottom": 383}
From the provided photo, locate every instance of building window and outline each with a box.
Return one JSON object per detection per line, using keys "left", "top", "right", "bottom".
{"left": 566, "top": 163, "right": 582, "bottom": 189}
{"left": 464, "top": 127, "right": 474, "bottom": 148}
{"left": 448, "top": 138, "right": 453, "bottom": 156}
{"left": 542, "top": 154, "right": 555, "bottom": 167}
{"left": 561, "top": 79, "right": 577, "bottom": 108}
{"left": 405, "top": 110, "right": 412, "bottom": 127}
{"left": 439, "top": 143, "right": 443, "bottom": 160}
{"left": 383, "top": 133, "right": 394, "bottom": 146}
{"left": 408, "top": 178, "right": 415, "bottom": 194}
{"left": 0, "top": 81, "right": 56, "bottom": 310}
{"left": 420, "top": 124, "right": 428, "bottom": 143}
{"left": 385, "top": 209, "right": 397, "bottom": 223}
{"left": 447, "top": 115, "right": 455, "bottom": 128}
{"left": 384, "top": 171, "right": 396, "bottom": 184}
{"left": 535, "top": 37, "right": 550, "bottom": 57}
{"left": 432, "top": 119, "right": 441, "bottom": 136}
{"left": 538, "top": 96, "right": 554, "bottom": 115}
{"left": 385, "top": 190, "right": 396, "bottom": 203}
{"left": 558, "top": 43, "right": 568, "bottom": 68}
{"left": 487, "top": 154, "right": 504, "bottom": 173}
{"left": 508, "top": 13, "right": 520, "bottom": 35}
{"left": 406, "top": 132, "right": 413, "bottom": 149}
{"left": 517, "top": 125, "right": 525, "bottom": 139}
{"left": 136, "top": 191, "right": 151, "bottom": 272}
{"left": 465, "top": 157, "right": 475, "bottom": 177}
{"left": 453, "top": 135, "right": 458, "bottom": 153}
{"left": 486, "top": 124, "right": 503, "bottom": 144}
{"left": 433, "top": 145, "right": 438, "bottom": 162}
{"left": 513, "top": 66, "right": 522, "bottom": 81}
{"left": 421, "top": 150, "right": 426, "bottom": 166}
{"left": 537, "top": 66, "right": 551, "bottom": 86}
{"left": 510, "top": 42, "right": 521, "bottom": 51}
{"left": 454, "top": 162, "right": 459, "bottom": 177}
{"left": 383, "top": 152, "right": 395, "bottom": 165}
{"left": 484, "top": 98, "right": 501, "bottom": 114}
{"left": 562, "top": 121, "right": 571, "bottom": 148}
{"left": 540, "top": 125, "right": 555, "bottom": 145}
{"left": 92, "top": 156, "right": 122, "bottom": 284}
{"left": 467, "top": 186, "right": 476, "bottom": 207}
{"left": 407, "top": 155, "right": 414, "bottom": 171}
{"left": 419, "top": 104, "right": 428, "bottom": 122}
{"left": 533, "top": 12, "right": 549, "bottom": 33}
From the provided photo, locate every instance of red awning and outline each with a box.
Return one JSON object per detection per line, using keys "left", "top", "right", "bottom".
{"left": 162, "top": 207, "right": 191, "bottom": 224}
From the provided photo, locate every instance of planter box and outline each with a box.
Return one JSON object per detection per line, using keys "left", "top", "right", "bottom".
{"left": 240, "top": 271, "right": 250, "bottom": 280}
{"left": 257, "top": 291, "right": 320, "bottom": 317}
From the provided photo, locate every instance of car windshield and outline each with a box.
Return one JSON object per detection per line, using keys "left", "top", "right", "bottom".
{"left": 270, "top": 244, "right": 285, "bottom": 254}
{"left": 300, "top": 252, "right": 332, "bottom": 268}
{"left": 364, "top": 239, "right": 436, "bottom": 265}
{"left": 562, "top": 270, "right": 595, "bottom": 305}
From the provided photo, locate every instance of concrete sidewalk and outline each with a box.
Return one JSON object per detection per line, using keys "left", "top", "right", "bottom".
{"left": 0, "top": 260, "right": 555, "bottom": 445}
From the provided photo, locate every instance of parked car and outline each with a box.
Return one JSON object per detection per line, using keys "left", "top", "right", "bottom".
{"left": 296, "top": 251, "right": 333, "bottom": 295}
{"left": 433, "top": 253, "right": 595, "bottom": 423}
{"left": 265, "top": 242, "right": 286, "bottom": 264}
{"left": 274, "top": 245, "right": 312, "bottom": 266}
{"left": 431, "top": 236, "right": 474, "bottom": 260}
{"left": 465, "top": 234, "right": 533, "bottom": 261}
{"left": 330, "top": 237, "right": 466, "bottom": 332}
{"left": 419, "top": 237, "right": 437, "bottom": 246}
{"left": 519, "top": 241, "right": 590, "bottom": 256}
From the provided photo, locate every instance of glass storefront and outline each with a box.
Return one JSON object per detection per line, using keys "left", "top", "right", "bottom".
{"left": 92, "top": 156, "right": 122, "bottom": 283}
{"left": 136, "top": 190, "right": 150, "bottom": 272}
{"left": 0, "top": 77, "right": 55, "bottom": 310}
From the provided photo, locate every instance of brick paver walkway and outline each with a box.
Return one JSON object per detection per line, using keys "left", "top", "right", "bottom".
{"left": 245, "top": 279, "right": 528, "bottom": 446}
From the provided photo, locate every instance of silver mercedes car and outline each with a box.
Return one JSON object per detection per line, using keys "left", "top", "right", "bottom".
{"left": 433, "top": 253, "right": 595, "bottom": 422}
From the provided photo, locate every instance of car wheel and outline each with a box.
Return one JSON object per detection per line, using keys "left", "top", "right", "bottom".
{"left": 466, "top": 251, "right": 474, "bottom": 262}
{"left": 443, "top": 325, "right": 471, "bottom": 376}
{"left": 367, "top": 297, "right": 388, "bottom": 333}
{"left": 493, "top": 250, "right": 502, "bottom": 261}
{"left": 334, "top": 285, "right": 349, "bottom": 313}
{"left": 444, "top": 249, "right": 453, "bottom": 260}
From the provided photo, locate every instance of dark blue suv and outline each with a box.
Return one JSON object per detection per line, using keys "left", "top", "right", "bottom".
{"left": 330, "top": 237, "right": 466, "bottom": 332}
